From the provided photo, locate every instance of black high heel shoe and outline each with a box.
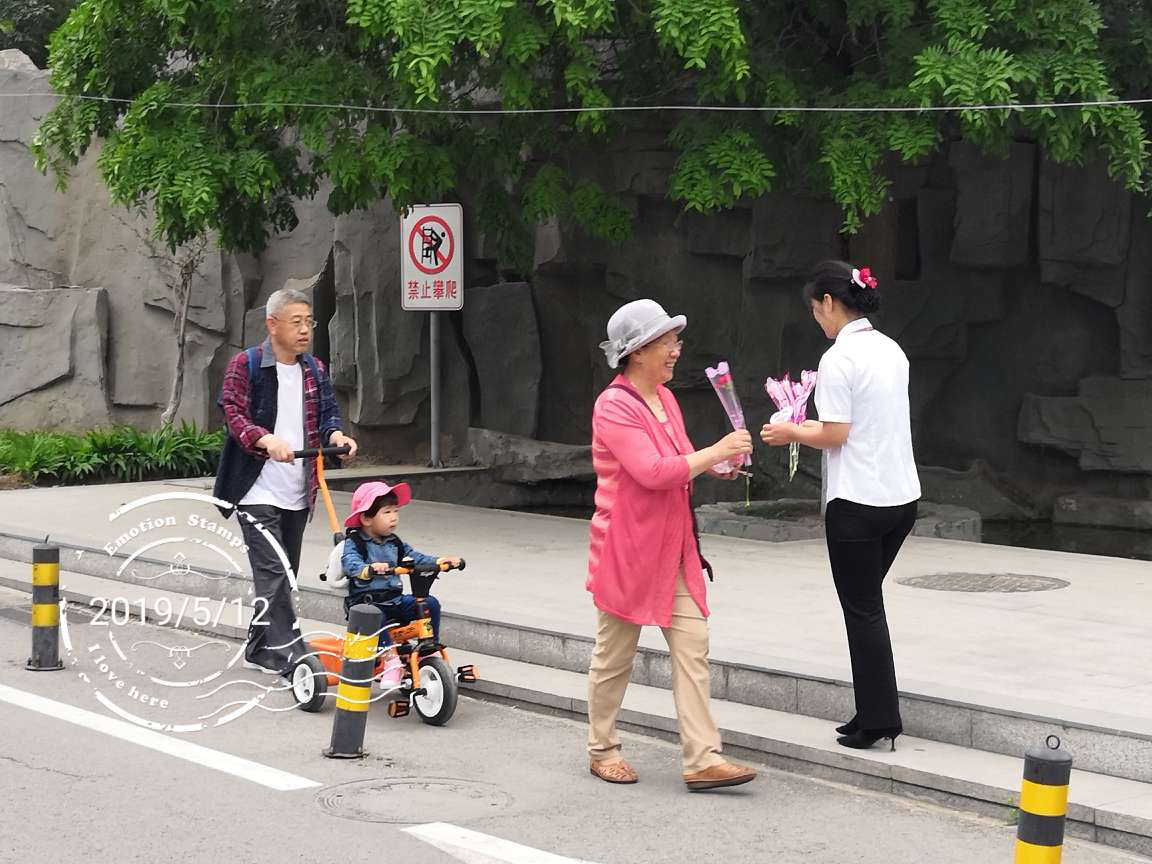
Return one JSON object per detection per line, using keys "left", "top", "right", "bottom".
{"left": 836, "top": 728, "right": 902, "bottom": 752}
{"left": 835, "top": 715, "right": 859, "bottom": 736}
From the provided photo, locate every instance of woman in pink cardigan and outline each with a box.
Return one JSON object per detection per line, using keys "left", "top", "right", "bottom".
{"left": 586, "top": 299, "right": 757, "bottom": 791}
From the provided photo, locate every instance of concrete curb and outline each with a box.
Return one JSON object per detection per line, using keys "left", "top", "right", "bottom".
{"left": 695, "top": 499, "right": 983, "bottom": 543}
{"left": 0, "top": 573, "right": 249, "bottom": 643}
{"left": 2, "top": 529, "right": 1151, "bottom": 787}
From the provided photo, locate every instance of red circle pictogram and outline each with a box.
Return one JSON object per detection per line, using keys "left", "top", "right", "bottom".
{"left": 408, "top": 215, "right": 454, "bottom": 276}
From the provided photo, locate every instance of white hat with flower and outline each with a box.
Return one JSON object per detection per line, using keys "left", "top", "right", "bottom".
{"left": 599, "top": 299, "right": 687, "bottom": 369}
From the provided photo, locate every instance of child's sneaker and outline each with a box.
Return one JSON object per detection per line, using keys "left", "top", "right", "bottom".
{"left": 378, "top": 649, "right": 405, "bottom": 689}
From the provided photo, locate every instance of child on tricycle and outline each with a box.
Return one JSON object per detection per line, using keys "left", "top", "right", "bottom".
{"left": 340, "top": 480, "right": 461, "bottom": 643}
{"left": 286, "top": 457, "right": 475, "bottom": 724}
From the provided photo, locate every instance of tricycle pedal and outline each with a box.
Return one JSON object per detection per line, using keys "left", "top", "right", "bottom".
{"left": 387, "top": 700, "right": 410, "bottom": 719}
{"left": 456, "top": 665, "right": 476, "bottom": 683}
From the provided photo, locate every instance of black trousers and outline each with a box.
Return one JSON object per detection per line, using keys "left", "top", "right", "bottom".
{"left": 825, "top": 497, "right": 918, "bottom": 731}
{"left": 237, "top": 504, "right": 309, "bottom": 673}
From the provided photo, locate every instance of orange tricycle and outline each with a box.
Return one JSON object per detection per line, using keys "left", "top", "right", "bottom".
{"left": 283, "top": 446, "right": 476, "bottom": 724}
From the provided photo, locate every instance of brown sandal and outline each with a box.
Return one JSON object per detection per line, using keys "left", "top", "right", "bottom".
{"left": 589, "top": 759, "right": 638, "bottom": 784}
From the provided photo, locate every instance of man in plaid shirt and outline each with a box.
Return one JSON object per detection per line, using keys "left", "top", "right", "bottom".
{"left": 213, "top": 287, "right": 357, "bottom": 676}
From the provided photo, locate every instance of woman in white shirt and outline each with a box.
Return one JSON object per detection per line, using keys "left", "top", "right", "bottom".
{"left": 761, "top": 260, "right": 920, "bottom": 752}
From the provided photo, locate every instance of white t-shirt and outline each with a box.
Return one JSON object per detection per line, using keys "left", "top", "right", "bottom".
{"left": 239, "top": 361, "right": 307, "bottom": 510}
{"left": 815, "top": 318, "right": 921, "bottom": 508}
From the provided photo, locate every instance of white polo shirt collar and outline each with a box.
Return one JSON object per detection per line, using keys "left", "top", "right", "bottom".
{"left": 835, "top": 317, "right": 873, "bottom": 342}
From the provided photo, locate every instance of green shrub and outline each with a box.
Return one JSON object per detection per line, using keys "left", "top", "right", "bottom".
{"left": 0, "top": 423, "right": 225, "bottom": 485}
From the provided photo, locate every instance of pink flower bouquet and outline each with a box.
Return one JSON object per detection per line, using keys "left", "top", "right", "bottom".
{"left": 765, "top": 370, "right": 817, "bottom": 481}
{"left": 705, "top": 361, "right": 751, "bottom": 475}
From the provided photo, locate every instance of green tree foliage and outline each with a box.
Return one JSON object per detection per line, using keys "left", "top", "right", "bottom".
{"left": 32, "top": 0, "right": 1151, "bottom": 267}
{"left": 0, "top": 1, "right": 74, "bottom": 69}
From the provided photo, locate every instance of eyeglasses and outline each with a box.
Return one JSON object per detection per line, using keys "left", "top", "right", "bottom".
{"left": 653, "top": 337, "right": 683, "bottom": 353}
{"left": 273, "top": 316, "right": 317, "bottom": 331}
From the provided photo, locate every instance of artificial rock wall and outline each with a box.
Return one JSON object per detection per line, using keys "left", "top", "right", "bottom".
{"left": 3, "top": 50, "right": 1150, "bottom": 521}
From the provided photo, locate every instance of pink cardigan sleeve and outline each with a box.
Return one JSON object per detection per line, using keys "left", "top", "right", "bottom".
{"left": 596, "top": 396, "right": 691, "bottom": 491}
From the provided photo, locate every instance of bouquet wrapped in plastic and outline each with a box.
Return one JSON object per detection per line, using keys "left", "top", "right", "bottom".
{"left": 705, "top": 361, "right": 751, "bottom": 476}
{"left": 765, "top": 371, "right": 817, "bottom": 481}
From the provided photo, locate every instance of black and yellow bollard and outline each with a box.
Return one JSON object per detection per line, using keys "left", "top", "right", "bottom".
{"left": 1015, "top": 735, "right": 1072, "bottom": 863}
{"left": 27, "top": 545, "right": 63, "bottom": 671}
{"left": 323, "top": 603, "right": 382, "bottom": 759}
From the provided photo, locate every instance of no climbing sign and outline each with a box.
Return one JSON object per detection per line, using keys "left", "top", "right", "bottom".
{"left": 401, "top": 203, "right": 463, "bottom": 311}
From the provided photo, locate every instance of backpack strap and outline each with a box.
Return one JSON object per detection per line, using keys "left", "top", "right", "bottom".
{"left": 387, "top": 532, "right": 406, "bottom": 562}
{"left": 245, "top": 346, "right": 261, "bottom": 380}
{"left": 298, "top": 352, "right": 335, "bottom": 463}
{"left": 347, "top": 528, "right": 369, "bottom": 561}
{"left": 347, "top": 529, "right": 406, "bottom": 566}
{"left": 299, "top": 352, "right": 321, "bottom": 385}
{"left": 604, "top": 383, "right": 714, "bottom": 582}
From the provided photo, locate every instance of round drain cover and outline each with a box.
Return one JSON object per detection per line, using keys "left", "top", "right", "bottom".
{"left": 317, "top": 777, "right": 511, "bottom": 824}
{"left": 896, "top": 573, "right": 1069, "bottom": 593}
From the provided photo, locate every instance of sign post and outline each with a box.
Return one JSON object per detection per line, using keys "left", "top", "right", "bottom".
{"left": 401, "top": 203, "right": 463, "bottom": 467}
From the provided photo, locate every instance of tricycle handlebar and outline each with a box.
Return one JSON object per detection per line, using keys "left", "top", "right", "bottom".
{"left": 290, "top": 444, "right": 351, "bottom": 459}
{"left": 392, "top": 558, "right": 466, "bottom": 577}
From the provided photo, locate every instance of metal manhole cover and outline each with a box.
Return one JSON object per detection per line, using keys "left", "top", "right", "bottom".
{"left": 316, "top": 777, "right": 512, "bottom": 824}
{"left": 896, "top": 573, "right": 1070, "bottom": 593}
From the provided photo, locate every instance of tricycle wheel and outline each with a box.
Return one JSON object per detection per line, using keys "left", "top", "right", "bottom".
{"left": 291, "top": 654, "right": 328, "bottom": 713}
{"left": 413, "top": 657, "right": 457, "bottom": 726}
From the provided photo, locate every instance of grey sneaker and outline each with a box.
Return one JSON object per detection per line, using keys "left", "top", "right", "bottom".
{"left": 241, "top": 659, "right": 280, "bottom": 675}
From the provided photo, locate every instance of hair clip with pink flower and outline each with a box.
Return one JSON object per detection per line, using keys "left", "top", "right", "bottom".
{"left": 851, "top": 267, "right": 878, "bottom": 291}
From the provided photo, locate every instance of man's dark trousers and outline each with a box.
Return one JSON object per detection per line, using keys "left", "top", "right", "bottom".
{"left": 237, "top": 504, "right": 309, "bottom": 673}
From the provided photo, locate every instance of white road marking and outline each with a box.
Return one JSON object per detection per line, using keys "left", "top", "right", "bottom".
{"left": 0, "top": 681, "right": 319, "bottom": 791}
{"left": 404, "top": 823, "right": 600, "bottom": 864}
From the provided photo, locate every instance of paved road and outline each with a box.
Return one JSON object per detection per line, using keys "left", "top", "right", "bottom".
{"left": 0, "top": 596, "right": 1144, "bottom": 864}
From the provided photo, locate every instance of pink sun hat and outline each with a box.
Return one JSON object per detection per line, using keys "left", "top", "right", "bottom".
{"left": 344, "top": 480, "right": 413, "bottom": 529}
